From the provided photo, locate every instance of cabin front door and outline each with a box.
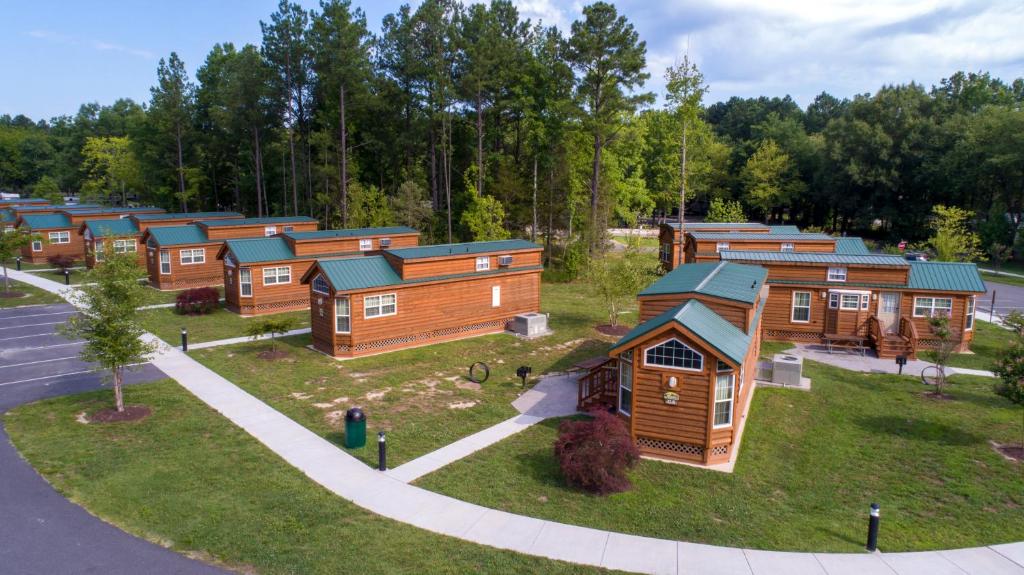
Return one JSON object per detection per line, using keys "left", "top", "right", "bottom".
{"left": 878, "top": 292, "right": 900, "bottom": 334}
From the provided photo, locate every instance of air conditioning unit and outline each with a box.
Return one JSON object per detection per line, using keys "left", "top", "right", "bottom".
{"left": 498, "top": 255, "right": 513, "bottom": 267}
{"left": 379, "top": 238, "right": 391, "bottom": 248}
{"left": 771, "top": 353, "right": 804, "bottom": 387}
{"left": 510, "top": 312, "right": 550, "bottom": 338}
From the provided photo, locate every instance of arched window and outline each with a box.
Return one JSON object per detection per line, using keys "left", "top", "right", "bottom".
{"left": 312, "top": 274, "right": 330, "bottom": 295}
{"left": 645, "top": 338, "right": 703, "bottom": 371}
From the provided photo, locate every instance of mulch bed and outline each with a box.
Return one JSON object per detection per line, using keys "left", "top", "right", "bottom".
{"left": 89, "top": 405, "right": 152, "bottom": 423}
{"left": 257, "top": 350, "right": 290, "bottom": 361}
{"left": 595, "top": 324, "right": 631, "bottom": 337}
{"left": 0, "top": 291, "right": 26, "bottom": 298}
{"left": 921, "top": 391, "right": 956, "bottom": 401}
{"left": 994, "top": 442, "right": 1024, "bottom": 462}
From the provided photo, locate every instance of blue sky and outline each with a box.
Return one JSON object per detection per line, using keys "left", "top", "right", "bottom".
{"left": 3, "top": 0, "right": 1022, "bottom": 120}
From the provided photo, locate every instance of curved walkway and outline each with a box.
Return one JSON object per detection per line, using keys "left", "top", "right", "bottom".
{"left": 11, "top": 269, "right": 1024, "bottom": 575}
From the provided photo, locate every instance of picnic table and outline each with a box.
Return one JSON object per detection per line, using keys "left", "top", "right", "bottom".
{"left": 823, "top": 333, "right": 867, "bottom": 356}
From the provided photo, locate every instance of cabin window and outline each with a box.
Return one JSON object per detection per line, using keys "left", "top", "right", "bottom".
{"left": 714, "top": 373, "right": 735, "bottom": 427}
{"left": 379, "top": 238, "right": 391, "bottom": 248}
{"left": 264, "top": 226, "right": 277, "bottom": 237}
{"left": 827, "top": 267, "right": 847, "bottom": 282}
{"left": 364, "top": 293, "right": 397, "bottom": 318}
{"left": 263, "top": 266, "right": 291, "bottom": 285}
{"left": 48, "top": 231, "right": 70, "bottom": 244}
{"left": 659, "top": 243, "right": 671, "bottom": 263}
{"left": 283, "top": 226, "right": 294, "bottom": 232}
{"left": 913, "top": 296, "right": 952, "bottom": 318}
{"left": 113, "top": 239, "right": 136, "bottom": 254}
{"left": 359, "top": 239, "right": 372, "bottom": 251}
{"left": 618, "top": 350, "right": 633, "bottom": 416}
{"left": 3, "top": 225, "right": 13, "bottom": 233}
{"left": 476, "top": 256, "right": 490, "bottom": 271}
{"left": 840, "top": 294, "right": 861, "bottom": 310}
{"left": 159, "top": 250, "right": 171, "bottom": 274}
{"left": 491, "top": 285, "right": 501, "bottom": 308}
{"left": 645, "top": 338, "right": 703, "bottom": 371}
{"left": 312, "top": 274, "right": 330, "bottom": 295}
{"left": 715, "top": 242, "right": 730, "bottom": 253}
{"left": 239, "top": 268, "right": 252, "bottom": 297}
{"left": 780, "top": 242, "right": 794, "bottom": 252}
{"left": 31, "top": 240, "right": 42, "bottom": 252}
{"left": 180, "top": 248, "right": 205, "bottom": 265}
{"left": 791, "top": 291, "right": 811, "bottom": 323}
{"left": 95, "top": 241, "right": 105, "bottom": 262}
{"left": 335, "top": 297, "right": 351, "bottom": 333}
{"left": 965, "top": 296, "right": 975, "bottom": 330}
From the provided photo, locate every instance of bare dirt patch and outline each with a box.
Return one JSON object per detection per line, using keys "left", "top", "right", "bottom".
{"left": 448, "top": 400, "right": 478, "bottom": 410}
{"left": 257, "top": 350, "right": 290, "bottom": 361}
{"left": 921, "top": 391, "right": 956, "bottom": 401}
{"left": 595, "top": 324, "right": 631, "bottom": 337}
{"left": 75, "top": 411, "right": 90, "bottom": 424}
{"left": 88, "top": 405, "right": 152, "bottom": 423}
{"left": 992, "top": 441, "right": 1023, "bottom": 462}
{"left": 0, "top": 291, "right": 26, "bottom": 299}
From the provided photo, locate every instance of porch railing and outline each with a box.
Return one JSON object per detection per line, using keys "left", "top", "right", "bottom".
{"left": 577, "top": 358, "right": 618, "bottom": 410}
{"left": 867, "top": 315, "right": 882, "bottom": 344}
{"left": 899, "top": 316, "right": 918, "bottom": 350}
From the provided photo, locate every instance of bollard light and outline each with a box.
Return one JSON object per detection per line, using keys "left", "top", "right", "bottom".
{"left": 64, "top": 269, "right": 70, "bottom": 285}
{"left": 181, "top": 327, "right": 188, "bottom": 352}
{"left": 378, "top": 431, "right": 387, "bottom": 471}
{"left": 15, "top": 256, "right": 21, "bottom": 271}
{"left": 866, "top": 503, "right": 880, "bottom": 552}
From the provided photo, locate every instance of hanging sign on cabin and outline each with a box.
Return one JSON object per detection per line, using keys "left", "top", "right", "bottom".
{"left": 662, "top": 391, "right": 679, "bottom": 405}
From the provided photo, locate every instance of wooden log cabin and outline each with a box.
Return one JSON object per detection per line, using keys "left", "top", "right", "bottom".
{"left": 658, "top": 222, "right": 800, "bottom": 271}
{"left": 301, "top": 239, "right": 544, "bottom": 359}
{"left": 683, "top": 231, "right": 838, "bottom": 264}
{"left": 220, "top": 227, "right": 421, "bottom": 315}
{"left": 578, "top": 261, "right": 768, "bottom": 467}
{"left": 718, "top": 250, "right": 985, "bottom": 358}
{"left": 0, "top": 198, "right": 49, "bottom": 208}
{"left": 81, "top": 212, "right": 245, "bottom": 269}
{"left": 17, "top": 206, "right": 165, "bottom": 263}
{"left": 142, "top": 216, "right": 320, "bottom": 290}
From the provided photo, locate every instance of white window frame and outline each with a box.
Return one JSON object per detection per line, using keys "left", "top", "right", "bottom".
{"left": 31, "top": 240, "right": 43, "bottom": 252}
{"left": 48, "top": 231, "right": 70, "bottom": 244}
{"left": 659, "top": 242, "right": 671, "bottom": 263}
{"left": 180, "top": 248, "right": 205, "bottom": 265}
{"left": 840, "top": 293, "right": 861, "bottom": 310}
{"left": 364, "top": 293, "right": 397, "bottom": 318}
{"left": 913, "top": 296, "right": 953, "bottom": 318}
{"left": 379, "top": 237, "right": 391, "bottom": 248}
{"left": 335, "top": 296, "right": 351, "bottom": 333}
{"left": 262, "top": 266, "right": 291, "bottom": 285}
{"left": 644, "top": 337, "right": 704, "bottom": 372}
{"left": 491, "top": 285, "right": 501, "bottom": 308}
{"left": 780, "top": 242, "right": 794, "bottom": 252}
{"left": 159, "top": 249, "right": 171, "bottom": 274}
{"left": 94, "top": 241, "right": 105, "bottom": 262}
{"left": 239, "top": 267, "right": 252, "bottom": 297}
{"left": 827, "top": 267, "right": 847, "bottom": 282}
{"left": 965, "top": 296, "right": 975, "bottom": 331}
{"left": 791, "top": 291, "right": 811, "bottom": 323}
{"left": 359, "top": 238, "right": 372, "bottom": 251}
{"left": 113, "top": 239, "right": 137, "bottom": 254}
{"left": 713, "top": 372, "right": 735, "bottom": 428}
{"left": 312, "top": 274, "right": 330, "bottom": 295}
{"left": 618, "top": 350, "right": 633, "bottom": 416}
{"left": 283, "top": 225, "right": 294, "bottom": 233}
{"left": 264, "top": 225, "right": 277, "bottom": 237}
{"left": 716, "top": 241, "right": 730, "bottom": 253}
{"left": 476, "top": 256, "right": 491, "bottom": 271}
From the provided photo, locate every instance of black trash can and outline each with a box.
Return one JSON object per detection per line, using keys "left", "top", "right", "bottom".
{"left": 344, "top": 407, "right": 366, "bottom": 448}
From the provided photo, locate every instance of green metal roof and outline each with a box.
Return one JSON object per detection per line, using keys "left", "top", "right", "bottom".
{"left": 145, "top": 225, "right": 210, "bottom": 246}
{"left": 386, "top": 239, "right": 540, "bottom": 260}
{"left": 222, "top": 237, "right": 296, "bottom": 263}
{"left": 668, "top": 222, "right": 768, "bottom": 230}
{"left": 721, "top": 250, "right": 908, "bottom": 267}
{"left": 133, "top": 211, "right": 243, "bottom": 220}
{"left": 639, "top": 261, "right": 767, "bottom": 304}
{"left": 284, "top": 226, "right": 418, "bottom": 240}
{"left": 20, "top": 213, "right": 71, "bottom": 229}
{"left": 84, "top": 218, "right": 139, "bottom": 237}
{"left": 689, "top": 232, "right": 833, "bottom": 241}
{"left": 70, "top": 207, "right": 165, "bottom": 215}
{"left": 1, "top": 210, "right": 14, "bottom": 223}
{"left": 15, "top": 204, "right": 100, "bottom": 212}
{"left": 907, "top": 261, "right": 985, "bottom": 293}
{"left": 613, "top": 300, "right": 752, "bottom": 365}
{"left": 768, "top": 225, "right": 801, "bottom": 234}
{"left": 834, "top": 237, "right": 870, "bottom": 255}
{"left": 200, "top": 216, "right": 317, "bottom": 227}
{"left": 316, "top": 256, "right": 403, "bottom": 291}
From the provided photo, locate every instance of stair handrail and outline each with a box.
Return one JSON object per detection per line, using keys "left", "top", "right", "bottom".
{"left": 577, "top": 357, "right": 617, "bottom": 409}
{"left": 899, "top": 316, "right": 918, "bottom": 348}
{"left": 867, "top": 315, "right": 882, "bottom": 343}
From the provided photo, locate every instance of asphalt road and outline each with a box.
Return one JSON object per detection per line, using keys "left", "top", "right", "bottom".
{"left": 983, "top": 280, "right": 1024, "bottom": 317}
{"left": 0, "top": 303, "right": 227, "bottom": 575}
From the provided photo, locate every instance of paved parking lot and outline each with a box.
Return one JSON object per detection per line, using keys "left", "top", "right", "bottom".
{"left": 0, "top": 302, "right": 224, "bottom": 575}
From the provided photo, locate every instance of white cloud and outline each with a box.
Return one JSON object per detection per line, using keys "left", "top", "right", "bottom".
{"left": 25, "top": 29, "right": 154, "bottom": 61}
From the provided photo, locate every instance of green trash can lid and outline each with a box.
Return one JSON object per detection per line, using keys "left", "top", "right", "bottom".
{"left": 345, "top": 407, "right": 365, "bottom": 422}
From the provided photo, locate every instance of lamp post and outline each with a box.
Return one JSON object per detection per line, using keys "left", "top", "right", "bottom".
{"left": 866, "top": 503, "right": 880, "bottom": 552}
{"left": 181, "top": 328, "right": 188, "bottom": 352}
{"left": 378, "top": 431, "right": 387, "bottom": 471}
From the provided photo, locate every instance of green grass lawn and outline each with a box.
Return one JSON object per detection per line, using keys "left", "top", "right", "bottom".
{"left": 190, "top": 281, "right": 635, "bottom": 467}
{"left": 0, "top": 279, "right": 64, "bottom": 308}
{"left": 138, "top": 305, "right": 309, "bottom": 344}
{"left": 981, "top": 271, "right": 1024, "bottom": 287}
{"left": 416, "top": 364, "right": 1024, "bottom": 552}
{"left": 980, "top": 260, "right": 1024, "bottom": 276}
{"left": 920, "top": 320, "right": 1012, "bottom": 371}
{"left": 612, "top": 235, "right": 659, "bottom": 249}
{"left": 16, "top": 260, "right": 82, "bottom": 271}
{"left": 34, "top": 269, "right": 87, "bottom": 285}
{"left": 4, "top": 380, "right": 608, "bottom": 575}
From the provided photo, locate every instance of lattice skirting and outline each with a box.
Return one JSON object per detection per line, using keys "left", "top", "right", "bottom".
{"left": 764, "top": 329, "right": 821, "bottom": 341}
{"left": 167, "top": 276, "right": 223, "bottom": 290}
{"left": 709, "top": 444, "right": 729, "bottom": 457}
{"left": 236, "top": 297, "right": 311, "bottom": 316}
{"left": 637, "top": 436, "right": 704, "bottom": 457}
{"left": 335, "top": 317, "right": 512, "bottom": 355}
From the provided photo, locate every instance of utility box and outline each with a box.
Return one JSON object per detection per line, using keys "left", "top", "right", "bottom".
{"left": 510, "top": 313, "right": 550, "bottom": 338}
{"left": 344, "top": 407, "right": 366, "bottom": 449}
{"left": 771, "top": 354, "right": 804, "bottom": 387}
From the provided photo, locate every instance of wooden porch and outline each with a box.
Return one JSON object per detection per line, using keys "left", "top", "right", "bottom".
{"left": 576, "top": 357, "right": 618, "bottom": 411}
{"left": 867, "top": 315, "right": 918, "bottom": 359}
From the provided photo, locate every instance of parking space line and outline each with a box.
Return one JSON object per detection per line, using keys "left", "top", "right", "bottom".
{"left": 0, "top": 310, "right": 76, "bottom": 320}
{"left": 9, "top": 342, "right": 83, "bottom": 352}
{"left": 0, "top": 362, "right": 147, "bottom": 387}
{"left": 0, "top": 333, "right": 66, "bottom": 343}
{"left": 0, "top": 321, "right": 65, "bottom": 330}
{"left": 0, "top": 356, "right": 80, "bottom": 370}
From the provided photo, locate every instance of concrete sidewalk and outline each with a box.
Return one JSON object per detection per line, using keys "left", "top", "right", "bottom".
{"left": 781, "top": 343, "right": 996, "bottom": 378}
{"left": 188, "top": 328, "right": 312, "bottom": 350}
{"left": 13, "top": 267, "right": 1024, "bottom": 575}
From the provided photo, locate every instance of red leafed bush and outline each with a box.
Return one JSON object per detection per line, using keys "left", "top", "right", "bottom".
{"left": 47, "top": 254, "right": 76, "bottom": 271}
{"left": 554, "top": 409, "right": 640, "bottom": 495}
{"left": 175, "top": 287, "right": 220, "bottom": 315}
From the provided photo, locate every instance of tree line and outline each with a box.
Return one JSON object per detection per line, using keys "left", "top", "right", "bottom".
{"left": 1, "top": 0, "right": 1022, "bottom": 260}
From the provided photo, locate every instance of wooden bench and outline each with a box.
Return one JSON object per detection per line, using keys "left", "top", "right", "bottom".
{"left": 823, "top": 334, "right": 867, "bottom": 356}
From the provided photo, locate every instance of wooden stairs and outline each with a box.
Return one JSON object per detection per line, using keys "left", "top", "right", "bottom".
{"left": 875, "top": 334, "right": 915, "bottom": 359}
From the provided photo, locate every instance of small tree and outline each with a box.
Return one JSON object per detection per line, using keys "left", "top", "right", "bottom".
{"left": 60, "top": 250, "right": 155, "bottom": 412}
{"left": 1003, "top": 310, "right": 1024, "bottom": 338}
{"left": 245, "top": 317, "right": 298, "bottom": 353}
{"left": 0, "top": 231, "right": 33, "bottom": 293}
{"left": 460, "top": 194, "right": 511, "bottom": 241}
{"left": 589, "top": 249, "right": 656, "bottom": 326}
{"left": 988, "top": 242, "right": 1011, "bottom": 275}
{"left": 928, "top": 205, "right": 984, "bottom": 262}
{"left": 927, "top": 314, "right": 956, "bottom": 396}
{"left": 175, "top": 287, "right": 220, "bottom": 315}
{"left": 992, "top": 342, "right": 1024, "bottom": 454}
{"left": 31, "top": 176, "right": 64, "bottom": 204}
{"left": 704, "top": 197, "right": 746, "bottom": 223}
{"left": 554, "top": 410, "right": 640, "bottom": 495}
